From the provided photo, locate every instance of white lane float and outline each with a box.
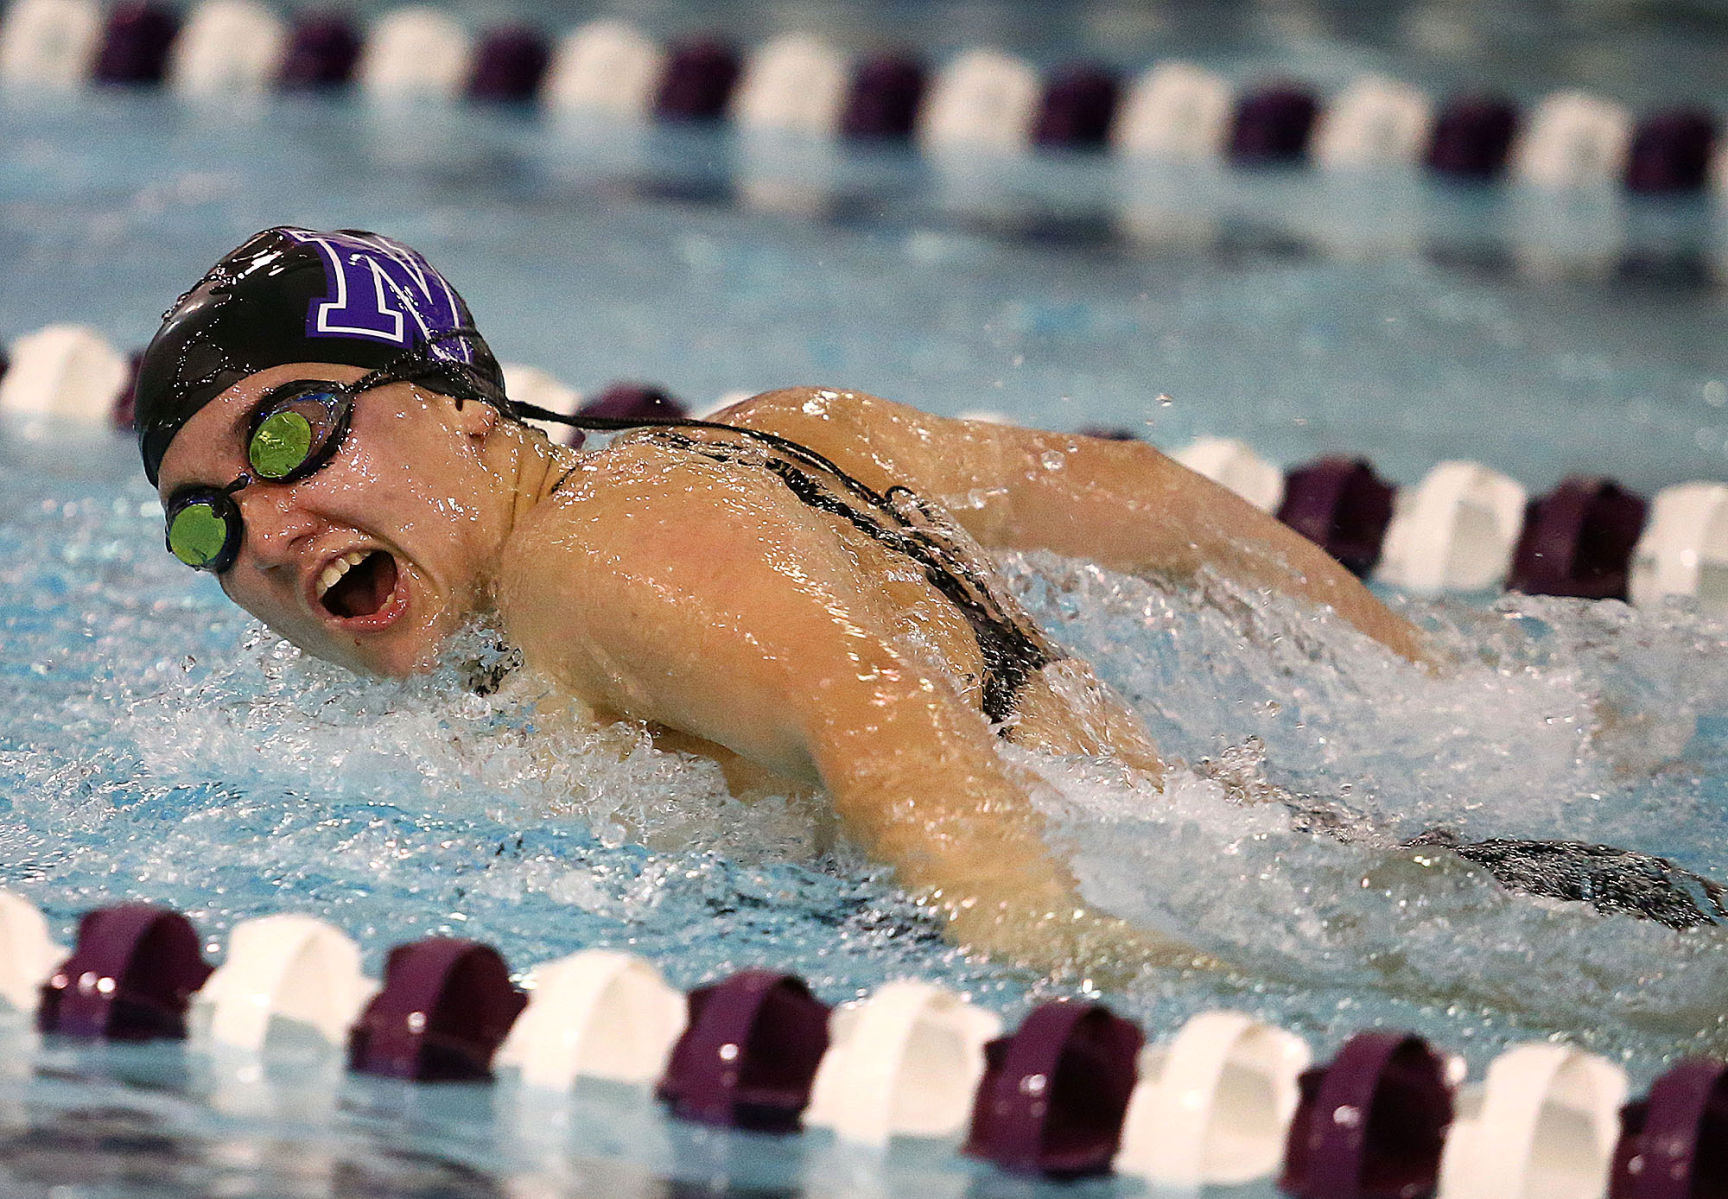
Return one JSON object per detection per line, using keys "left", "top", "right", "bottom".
{"left": 0, "top": 324, "right": 129, "bottom": 424}
{"left": 1172, "top": 436, "right": 1285, "bottom": 513}
{"left": 1312, "top": 74, "right": 1435, "bottom": 169}
{"left": 917, "top": 48, "right": 1042, "bottom": 153}
{"left": 0, "top": 891, "right": 64, "bottom": 1015}
{"left": 1111, "top": 62, "right": 1234, "bottom": 161}
{"left": 495, "top": 949, "right": 687, "bottom": 1090}
{"left": 501, "top": 362, "right": 583, "bottom": 437}
{"left": 954, "top": 408, "right": 1015, "bottom": 425}
{"left": 730, "top": 32, "right": 850, "bottom": 137}
{"left": 166, "top": 0, "right": 286, "bottom": 96}
{"left": 0, "top": 0, "right": 103, "bottom": 89}
{"left": 191, "top": 914, "right": 376, "bottom": 1052}
{"left": 1375, "top": 460, "right": 1527, "bottom": 594}
{"left": 1436, "top": 1042, "right": 1627, "bottom": 1199}
{"left": 805, "top": 980, "right": 1002, "bottom": 1147}
{"left": 1513, "top": 91, "right": 1635, "bottom": 190}
{"left": 356, "top": 6, "right": 473, "bottom": 102}
{"left": 1116, "top": 1010, "right": 1311, "bottom": 1188}
{"left": 541, "top": 19, "right": 666, "bottom": 118}
{"left": 1629, "top": 481, "right": 1728, "bottom": 611}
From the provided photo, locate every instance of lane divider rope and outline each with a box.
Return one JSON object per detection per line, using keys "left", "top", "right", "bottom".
{"left": 0, "top": 895, "right": 1719, "bottom": 1194}
{"left": 0, "top": 0, "right": 1719, "bottom": 196}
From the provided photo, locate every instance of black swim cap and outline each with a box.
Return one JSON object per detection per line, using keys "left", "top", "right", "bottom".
{"left": 136, "top": 227, "right": 506, "bottom": 486}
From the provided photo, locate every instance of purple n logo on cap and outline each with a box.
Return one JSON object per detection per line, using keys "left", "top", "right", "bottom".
{"left": 284, "top": 229, "right": 474, "bottom": 366}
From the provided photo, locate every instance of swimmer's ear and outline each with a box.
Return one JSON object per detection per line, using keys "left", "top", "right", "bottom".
{"left": 445, "top": 392, "right": 501, "bottom": 440}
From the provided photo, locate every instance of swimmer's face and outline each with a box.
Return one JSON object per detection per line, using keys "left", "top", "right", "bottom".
{"left": 154, "top": 363, "right": 508, "bottom": 677}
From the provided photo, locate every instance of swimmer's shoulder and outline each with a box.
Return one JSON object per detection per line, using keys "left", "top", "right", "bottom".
{"left": 507, "top": 441, "right": 714, "bottom": 555}
{"left": 494, "top": 443, "right": 757, "bottom": 696}
{"left": 714, "top": 386, "right": 901, "bottom": 449}
{"left": 498, "top": 433, "right": 808, "bottom": 599}
{"left": 491, "top": 426, "right": 908, "bottom": 717}
{"left": 495, "top": 382, "right": 963, "bottom": 600}
{"left": 708, "top": 386, "right": 953, "bottom": 497}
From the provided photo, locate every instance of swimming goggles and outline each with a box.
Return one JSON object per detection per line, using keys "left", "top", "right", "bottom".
{"left": 163, "top": 378, "right": 357, "bottom": 572}
{"left": 162, "top": 333, "right": 504, "bottom": 574}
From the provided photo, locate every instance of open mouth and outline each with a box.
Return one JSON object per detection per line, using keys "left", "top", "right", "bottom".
{"left": 316, "top": 549, "right": 401, "bottom": 620}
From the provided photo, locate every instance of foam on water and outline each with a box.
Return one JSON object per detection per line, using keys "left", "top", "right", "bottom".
{"left": 4, "top": 427, "right": 1727, "bottom": 1083}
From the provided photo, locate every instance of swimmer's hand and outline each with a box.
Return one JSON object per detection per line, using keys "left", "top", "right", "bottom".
{"left": 932, "top": 885, "right": 1226, "bottom": 985}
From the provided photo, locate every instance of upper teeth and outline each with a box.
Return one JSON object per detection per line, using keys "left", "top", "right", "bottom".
{"left": 317, "top": 551, "right": 368, "bottom": 599}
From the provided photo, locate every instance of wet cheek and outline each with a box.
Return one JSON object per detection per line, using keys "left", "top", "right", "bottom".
{"left": 225, "top": 585, "right": 304, "bottom": 643}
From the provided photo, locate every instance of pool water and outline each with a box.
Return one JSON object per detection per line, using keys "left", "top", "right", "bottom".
{"left": 3, "top": 3, "right": 1728, "bottom": 1194}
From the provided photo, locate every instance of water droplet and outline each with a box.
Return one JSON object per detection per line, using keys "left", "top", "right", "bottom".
{"left": 1040, "top": 451, "right": 1065, "bottom": 471}
{"left": 1156, "top": 393, "right": 1174, "bottom": 407}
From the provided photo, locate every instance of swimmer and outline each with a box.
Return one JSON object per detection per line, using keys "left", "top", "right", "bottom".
{"left": 137, "top": 228, "right": 1724, "bottom": 977}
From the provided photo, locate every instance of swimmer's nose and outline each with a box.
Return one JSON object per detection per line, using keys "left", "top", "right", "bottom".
{"left": 233, "top": 486, "right": 317, "bottom": 571}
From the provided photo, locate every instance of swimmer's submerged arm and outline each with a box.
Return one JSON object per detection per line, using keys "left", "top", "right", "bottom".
{"left": 501, "top": 451, "right": 1204, "bottom": 972}
{"left": 724, "top": 389, "right": 1428, "bottom": 663}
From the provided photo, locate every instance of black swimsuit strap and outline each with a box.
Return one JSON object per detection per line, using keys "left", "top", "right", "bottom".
{"left": 522, "top": 400, "right": 1058, "bottom": 726}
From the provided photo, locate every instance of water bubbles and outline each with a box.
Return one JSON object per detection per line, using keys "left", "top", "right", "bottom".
{"left": 1004, "top": 550, "right": 1728, "bottom": 1065}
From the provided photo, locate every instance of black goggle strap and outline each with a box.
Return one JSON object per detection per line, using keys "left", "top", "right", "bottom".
{"left": 165, "top": 475, "right": 248, "bottom": 572}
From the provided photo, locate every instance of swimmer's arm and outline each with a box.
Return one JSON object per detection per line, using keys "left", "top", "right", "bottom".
{"left": 501, "top": 454, "right": 1203, "bottom": 972}
{"left": 724, "top": 389, "right": 1428, "bottom": 663}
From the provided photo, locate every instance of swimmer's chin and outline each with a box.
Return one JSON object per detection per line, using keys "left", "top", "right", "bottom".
{"left": 278, "top": 636, "right": 437, "bottom": 680}
{"left": 275, "top": 616, "right": 455, "bottom": 680}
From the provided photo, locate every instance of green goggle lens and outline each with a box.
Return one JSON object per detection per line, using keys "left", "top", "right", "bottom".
{"left": 248, "top": 409, "right": 315, "bottom": 479}
{"left": 167, "top": 500, "right": 233, "bottom": 569}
